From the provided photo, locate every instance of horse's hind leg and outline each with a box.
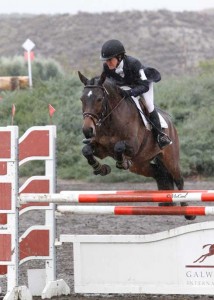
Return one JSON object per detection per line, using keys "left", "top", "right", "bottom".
{"left": 171, "top": 173, "right": 195, "bottom": 219}
{"left": 158, "top": 156, "right": 196, "bottom": 220}
{"left": 150, "top": 157, "right": 185, "bottom": 209}
{"left": 174, "top": 178, "right": 184, "bottom": 190}
{"left": 152, "top": 157, "right": 175, "bottom": 190}
{"left": 156, "top": 153, "right": 184, "bottom": 190}
{"left": 82, "top": 144, "right": 111, "bottom": 176}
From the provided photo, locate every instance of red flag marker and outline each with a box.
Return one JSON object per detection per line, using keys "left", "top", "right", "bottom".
{"left": 49, "top": 104, "right": 56, "bottom": 117}
{"left": 48, "top": 104, "right": 56, "bottom": 124}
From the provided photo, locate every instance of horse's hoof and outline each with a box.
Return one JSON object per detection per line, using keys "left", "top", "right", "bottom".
{"left": 93, "top": 169, "right": 100, "bottom": 175}
{"left": 181, "top": 202, "right": 196, "bottom": 221}
{"left": 93, "top": 164, "right": 111, "bottom": 176}
{"left": 184, "top": 215, "right": 196, "bottom": 221}
{"left": 100, "top": 164, "right": 111, "bottom": 176}
{"left": 116, "top": 160, "right": 132, "bottom": 170}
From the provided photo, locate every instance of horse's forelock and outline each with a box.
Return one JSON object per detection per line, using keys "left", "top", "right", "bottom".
{"left": 87, "top": 75, "right": 116, "bottom": 88}
{"left": 86, "top": 76, "right": 119, "bottom": 97}
{"left": 88, "top": 76, "right": 100, "bottom": 86}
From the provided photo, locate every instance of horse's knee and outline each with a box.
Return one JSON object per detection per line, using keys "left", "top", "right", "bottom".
{"left": 82, "top": 144, "right": 93, "bottom": 158}
{"left": 114, "top": 140, "right": 136, "bottom": 158}
{"left": 114, "top": 141, "right": 126, "bottom": 154}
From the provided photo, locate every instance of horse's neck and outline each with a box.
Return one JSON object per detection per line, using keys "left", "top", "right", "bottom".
{"left": 104, "top": 83, "right": 121, "bottom": 109}
{"left": 104, "top": 81, "right": 142, "bottom": 127}
{"left": 105, "top": 97, "right": 133, "bottom": 135}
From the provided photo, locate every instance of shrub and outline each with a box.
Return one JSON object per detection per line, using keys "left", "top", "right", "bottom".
{"left": 0, "top": 56, "right": 64, "bottom": 81}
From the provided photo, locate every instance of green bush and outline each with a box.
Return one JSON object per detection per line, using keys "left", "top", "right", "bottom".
{"left": 0, "top": 56, "right": 27, "bottom": 76}
{"left": 0, "top": 56, "right": 64, "bottom": 81}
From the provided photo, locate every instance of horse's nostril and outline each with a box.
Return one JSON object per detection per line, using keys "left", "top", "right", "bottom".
{"left": 83, "top": 127, "right": 94, "bottom": 139}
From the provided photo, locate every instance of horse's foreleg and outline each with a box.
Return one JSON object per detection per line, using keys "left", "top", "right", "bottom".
{"left": 82, "top": 144, "right": 111, "bottom": 176}
{"left": 114, "top": 141, "right": 132, "bottom": 170}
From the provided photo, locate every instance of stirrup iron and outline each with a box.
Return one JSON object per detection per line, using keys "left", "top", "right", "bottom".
{"left": 157, "top": 133, "right": 172, "bottom": 149}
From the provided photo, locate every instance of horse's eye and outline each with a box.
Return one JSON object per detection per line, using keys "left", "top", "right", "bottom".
{"left": 97, "top": 98, "right": 103, "bottom": 102}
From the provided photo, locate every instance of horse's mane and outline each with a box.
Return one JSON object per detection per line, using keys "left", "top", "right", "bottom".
{"left": 104, "top": 77, "right": 117, "bottom": 88}
{"left": 88, "top": 75, "right": 119, "bottom": 95}
{"left": 103, "top": 77, "right": 119, "bottom": 95}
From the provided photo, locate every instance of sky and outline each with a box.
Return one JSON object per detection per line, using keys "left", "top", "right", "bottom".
{"left": 1, "top": 0, "right": 214, "bottom": 14}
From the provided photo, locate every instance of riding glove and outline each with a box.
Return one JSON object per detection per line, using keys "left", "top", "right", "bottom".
{"left": 119, "top": 89, "right": 132, "bottom": 98}
{"left": 119, "top": 83, "right": 149, "bottom": 98}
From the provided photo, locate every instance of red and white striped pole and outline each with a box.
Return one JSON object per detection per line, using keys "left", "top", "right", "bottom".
{"left": 20, "top": 190, "right": 214, "bottom": 204}
{"left": 57, "top": 205, "right": 214, "bottom": 216}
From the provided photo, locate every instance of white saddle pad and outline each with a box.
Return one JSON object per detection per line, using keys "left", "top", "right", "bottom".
{"left": 121, "top": 86, "right": 168, "bottom": 130}
{"left": 131, "top": 96, "right": 168, "bottom": 130}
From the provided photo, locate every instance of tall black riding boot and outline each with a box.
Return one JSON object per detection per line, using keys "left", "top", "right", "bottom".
{"left": 149, "top": 109, "right": 172, "bottom": 149}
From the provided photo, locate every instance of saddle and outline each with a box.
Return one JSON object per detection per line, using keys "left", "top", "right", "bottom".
{"left": 121, "top": 86, "right": 168, "bottom": 130}
{"left": 131, "top": 96, "right": 168, "bottom": 130}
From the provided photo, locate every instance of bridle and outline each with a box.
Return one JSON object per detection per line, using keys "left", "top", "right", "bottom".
{"left": 82, "top": 85, "right": 107, "bottom": 127}
{"left": 82, "top": 84, "right": 125, "bottom": 127}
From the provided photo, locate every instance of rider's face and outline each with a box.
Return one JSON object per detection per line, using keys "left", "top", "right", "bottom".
{"left": 105, "top": 57, "right": 118, "bottom": 70}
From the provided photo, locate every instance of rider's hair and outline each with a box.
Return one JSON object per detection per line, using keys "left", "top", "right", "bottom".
{"left": 116, "top": 53, "right": 125, "bottom": 63}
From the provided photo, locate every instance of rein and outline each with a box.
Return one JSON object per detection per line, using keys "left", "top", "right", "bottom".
{"left": 97, "top": 95, "right": 125, "bottom": 126}
{"left": 83, "top": 85, "right": 125, "bottom": 127}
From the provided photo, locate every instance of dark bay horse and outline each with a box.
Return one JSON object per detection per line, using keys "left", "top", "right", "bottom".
{"left": 78, "top": 71, "right": 183, "bottom": 188}
{"left": 78, "top": 71, "right": 194, "bottom": 220}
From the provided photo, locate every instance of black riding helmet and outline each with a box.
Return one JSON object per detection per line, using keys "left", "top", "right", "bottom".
{"left": 100, "top": 39, "right": 125, "bottom": 61}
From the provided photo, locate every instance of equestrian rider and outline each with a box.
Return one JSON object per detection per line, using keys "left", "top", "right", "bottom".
{"left": 100, "top": 39, "right": 172, "bottom": 150}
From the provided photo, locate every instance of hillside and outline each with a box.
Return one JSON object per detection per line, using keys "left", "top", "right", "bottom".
{"left": 1, "top": 9, "right": 214, "bottom": 77}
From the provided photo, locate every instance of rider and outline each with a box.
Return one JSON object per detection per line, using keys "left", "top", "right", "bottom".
{"left": 100, "top": 39, "right": 172, "bottom": 150}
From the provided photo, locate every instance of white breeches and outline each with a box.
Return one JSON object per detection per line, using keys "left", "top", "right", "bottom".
{"left": 122, "top": 82, "right": 154, "bottom": 113}
{"left": 121, "top": 83, "right": 167, "bottom": 129}
{"left": 142, "top": 82, "right": 154, "bottom": 113}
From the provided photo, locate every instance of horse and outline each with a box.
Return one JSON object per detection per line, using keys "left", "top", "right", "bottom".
{"left": 78, "top": 71, "right": 195, "bottom": 220}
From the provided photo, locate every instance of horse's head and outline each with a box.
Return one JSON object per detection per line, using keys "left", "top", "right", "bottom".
{"left": 78, "top": 71, "right": 107, "bottom": 140}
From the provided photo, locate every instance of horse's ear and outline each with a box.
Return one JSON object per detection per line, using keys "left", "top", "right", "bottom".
{"left": 98, "top": 72, "right": 106, "bottom": 86}
{"left": 78, "top": 71, "right": 88, "bottom": 86}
